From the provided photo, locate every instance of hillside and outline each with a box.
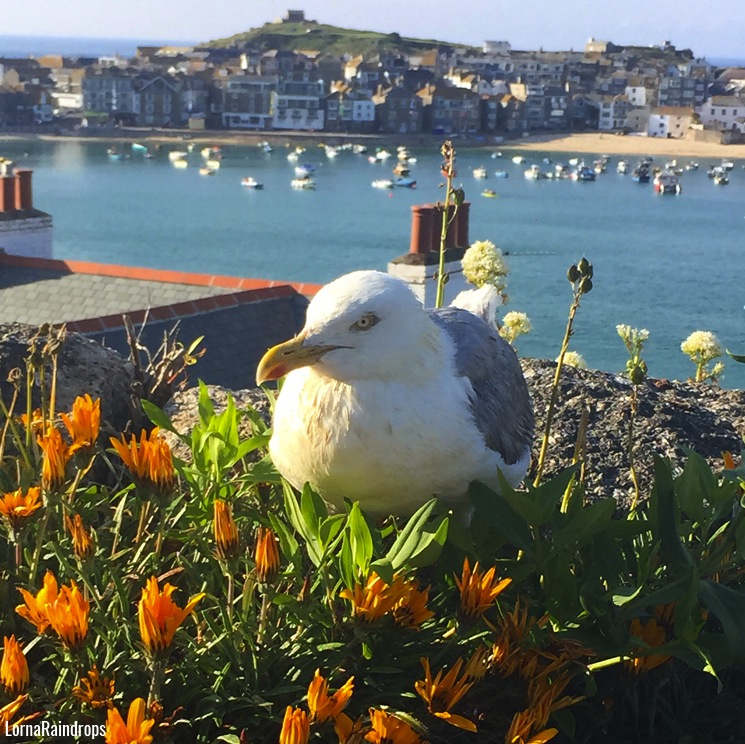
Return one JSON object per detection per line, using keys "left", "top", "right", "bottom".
{"left": 199, "top": 20, "right": 472, "bottom": 57}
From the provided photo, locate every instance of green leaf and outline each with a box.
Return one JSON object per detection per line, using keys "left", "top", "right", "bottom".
{"left": 468, "top": 481, "right": 532, "bottom": 553}
{"left": 348, "top": 503, "right": 373, "bottom": 575}
{"left": 283, "top": 482, "right": 322, "bottom": 566}
{"left": 651, "top": 456, "right": 693, "bottom": 568}
{"left": 197, "top": 379, "right": 216, "bottom": 422}
{"left": 301, "top": 483, "right": 328, "bottom": 538}
{"left": 407, "top": 516, "right": 449, "bottom": 568}
{"left": 726, "top": 349, "right": 745, "bottom": 363}
{"left": 385, "top": 499, "right": 438, "bottom": 569}
{"left": 554, "top": 498, "right": 615, "bottom": 551}
{"left": 698, "top": 579, "right": 745, "bottom": 663}
{"left": 216, "top": 735, "right": 241, "bottom": 744}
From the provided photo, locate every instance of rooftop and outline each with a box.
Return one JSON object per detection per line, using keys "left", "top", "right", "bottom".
{"left": 0, "top": 253, "right": 320, "bottom": 389}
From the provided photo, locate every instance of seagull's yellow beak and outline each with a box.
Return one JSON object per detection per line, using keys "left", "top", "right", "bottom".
{"left": 256, "top": 332, "right": 341, "bottom": 385}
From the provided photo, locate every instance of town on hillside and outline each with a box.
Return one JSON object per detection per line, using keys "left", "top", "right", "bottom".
{"left": 1, "top": 10, "right": 744, "bottom": 143}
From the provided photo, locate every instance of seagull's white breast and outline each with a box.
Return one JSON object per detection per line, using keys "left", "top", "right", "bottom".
{"left": 269, "top": 363, "right": 521, "bottom": 516}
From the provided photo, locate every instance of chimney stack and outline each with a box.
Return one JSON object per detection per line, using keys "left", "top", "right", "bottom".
{"left": 0, "top": 175, "right": 15, "bottom": 213}
{"left": 13, "top": 168, "right": 33, "bottom": 212}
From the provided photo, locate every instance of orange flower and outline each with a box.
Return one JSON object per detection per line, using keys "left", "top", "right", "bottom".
{"left": 0, "top": 695, "right": 30, "bottom": 732}
{"left": 38, "top": 425, "right": 71, "bottom": 491}
{"left": 455, "top": 558, "right": 512, "bottom": 622}
{"left": 65, "top": 513, "right": 94, "bottom": 560}
{"left": 339, "top": 573, "right": 411, "bottom": 623}
{"left": 393, "top": 583, "right": 434, "bottom": 629}
{"left": 626, "top": 617, "right": 670, "bottom": 674}
{"left": 138, "top": 576, "right": 205, "bottom": 658}
{"left": 415, "top": 657, "right": 477, "bottom": 732}
{"left": 0, "top": 486, "right": 43, "bottom": 532}
{"left": 46, "top": 580, "right": 89, "bottom": 650}
{"left": 16, "top": 569, "right": 59, "bottom": 634}
{"left": 1, "top": 636, "right": 29, "bottom": 697}
{"left": 19, "top": 408, "right": 44, "bottom": 436}
{"left": 110, "top": 428, "right": 174, "bottom": 493}
{"left": 62, "top": 394, "right": 101, "bottom": 454}
{"left": 106, "top": 697, "right": 154, "bottom": 744}
{"left": 506, "top": 706, "right": 559, "bottom": 744}
{"left": 214, "top": 500, "right": 240, "bottom": 560}
{"left": 73, "top": 665, "right": 115, "bottom": 709}
{"left": 307, "top": 669, "right": 354, "bottom": 723}
{"left": 279, "top": 705, "right": 309, "bottom": 744}
{"left": 365, "top": 709, "right": 422, "bottom": 744}
{"left": 254, "top": 526, "right": 280, "bottom": 583}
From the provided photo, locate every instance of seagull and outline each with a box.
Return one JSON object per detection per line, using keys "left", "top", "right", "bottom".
{"left": 256, "top": 270, "right": 534, "bottom": 517}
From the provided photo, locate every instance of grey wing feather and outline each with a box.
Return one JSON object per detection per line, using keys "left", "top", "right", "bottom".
{"left": 429, "top": 307, "right": 534, "bottom": 464}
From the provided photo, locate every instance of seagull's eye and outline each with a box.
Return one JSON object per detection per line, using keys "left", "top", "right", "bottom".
{"left": 351, "top": 313, "right": 379, "bottom": 331}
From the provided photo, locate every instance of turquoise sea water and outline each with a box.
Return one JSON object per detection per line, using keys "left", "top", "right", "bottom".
{"left": 2, "top": 137, "right": 744, "bottom": 388}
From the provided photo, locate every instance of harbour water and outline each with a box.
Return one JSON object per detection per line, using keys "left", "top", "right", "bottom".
{"left": 2, "top": 137, "right": 744, "bottom": 388}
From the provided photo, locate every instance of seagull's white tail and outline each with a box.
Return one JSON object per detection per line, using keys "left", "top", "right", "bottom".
{"left": 450, "top": 285, "right": 503, "bottom": 329}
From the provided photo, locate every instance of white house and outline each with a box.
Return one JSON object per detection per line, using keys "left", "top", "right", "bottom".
{"left": 698, "top": 95, "right": 745, "bottom": 133}
{"left": 648, "top": 106, "right": 693, "bottom": 138}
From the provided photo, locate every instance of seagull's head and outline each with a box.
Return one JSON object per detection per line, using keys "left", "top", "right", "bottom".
{"left": 256, "top": 270, "right": 444, "bottom": 384}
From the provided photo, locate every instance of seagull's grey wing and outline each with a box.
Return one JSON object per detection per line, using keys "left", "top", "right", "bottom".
{"left": 430, "top": 307, "right": 534, "bottom": 464}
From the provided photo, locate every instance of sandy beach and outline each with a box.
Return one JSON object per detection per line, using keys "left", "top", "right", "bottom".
{"left": 4, "top": 128, "right": 745, "bottom": 160}
{"left": 507, "top": 131, "right": 745, "bottom": 160}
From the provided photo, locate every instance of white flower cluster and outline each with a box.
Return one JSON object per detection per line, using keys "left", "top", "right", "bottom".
{"left": 616, "top": 325, "right": 649, "bottom": 351}
{"left": 461, "top": 240, "right": 509, "bottom": 292}
{"left": 680, "top": 330, "right": 724, "bottom": 383}
{"left": 680, "top": 330, "right": 722, "bottom": 362}
{"left": 500, "top": 311, "right": 532, "bottom": 345}
{"left": 559, "top": 350, "right": 587, "bottom": 370}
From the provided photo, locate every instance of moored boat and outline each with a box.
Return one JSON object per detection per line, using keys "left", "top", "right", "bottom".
{"left": 481, "top": 189, "right": 498, "bottom": 198}
{"left": 199, "top": 167, "right": 215, "bottom": 176}
{"left": 371, "top": 178, "right": 395, "bottom": 189}
{"left": 393, "top": 176, "right": 416, "bottom": 188}
{"left": 653, "top": 170, "right": 681, "bottom": 194}
{"left": 241, "top": 177, "right": 264, "bottom": 189}
{"left": 494, "top": 170, "right": 509, "bottom": 178}
{"left": 132, "top": 142, "right": 148, "bottom": 153}
{"left": 168, "top": 150, "right": 188, "bottom": 162}
{"left": 512, "top": 155, "right": 525, "bottom": 165}
{"left": 291, "top": 176, "right": 315, "bottom": 189}
{"left": 295, "top": 164, "right": 315, "bottom": 177}
{"left": 631, "top": 162, "right": 651, "bottom": 183}
{"left": 473, "top": 166, "right": 488, "bottom": 179}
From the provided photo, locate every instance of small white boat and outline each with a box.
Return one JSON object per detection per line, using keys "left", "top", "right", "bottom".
{"left": 494, "top": 170, "right": 509, "bottom": 178}
{"left": 473, "top": 166, "right": 488, "bottom": 179}
{"left": 617, "top": 160, "right": 629, "bottom": 174}
{"left": 291, "top": 176, "right": 315, "bottom": 189}
{"left": 524, "top": 164, "right": 546, "bottom": 180}
{"left": 199, "top": 167, "right": 215, "bottom": 176}
{"left": 512, "top": 155, "right": 525, "bottom": 165}
{"left": 259, "top": 141, "right": 273, "bottom": 153}
{"left": 295, "top": 164, "right": 315, "bottom": 177}
{"left": 352, "top": 144, "right": 368, "bottom": 154}
{"left": 713, "top": 173, "right": 729, "bottom": 185}
{"left": 241, "top": 177, "right": 264, "bottom": 189}
{"left": 325, "top": 146, "right": 339, "bottom": 159}
{"left": 132, "top": 142, "right": 148, "bottom": 153}
{"left": 371, "top": 178, "right": 395, "bottom": 189}
{"left": 168, "top": 150, "right": 188, "bottom": 162}
{"left": 568, "top": 157, "right": 580, "bottom": 167}
{"left": 206, "top": 159, "right": 221, "bottom": 170}
{"left": 172, "top": 158, "right": 188, "bottom": 169}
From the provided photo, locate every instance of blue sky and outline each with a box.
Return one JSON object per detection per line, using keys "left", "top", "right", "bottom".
{"left": 6, "top": 0, "right": 745, "bottom": 60}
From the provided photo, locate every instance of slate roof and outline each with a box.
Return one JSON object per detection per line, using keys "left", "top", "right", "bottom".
{"left": 0, "top": 253, "right": 319, "bottom": 390}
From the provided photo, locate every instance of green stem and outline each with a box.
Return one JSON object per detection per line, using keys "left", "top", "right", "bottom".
{"left": 257, "top": 591, "right": 270, "bottom": 646}
{"left": 29, "top": 500, "right": 53, "bottom": 583}
{"left": 534, "top": 291, "right": 581, "bottom": 487}
{"left": 435, "top": 142, "right": 456, "bottom": 309}
{"left": 147, "top": 659, "right": 166, "bottom": 707}
{"left": 628, "top": 386, "right": 641, "bottom": 509}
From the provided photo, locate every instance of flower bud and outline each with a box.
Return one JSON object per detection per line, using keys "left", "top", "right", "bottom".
{"left": 579, "top": 277, "right": 593, "bottom": 294}
{"left": 567, "top": 264, "right": 580, "bottom": 283}
{"left": 578, "top": 257, "right": 592, "bottom": 276}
